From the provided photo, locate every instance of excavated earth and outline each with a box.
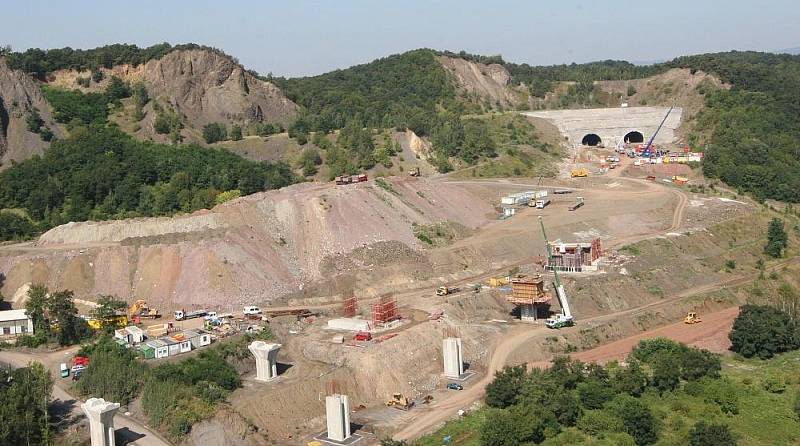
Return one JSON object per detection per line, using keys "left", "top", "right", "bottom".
{"left": 0, "top": 177, "right": 492, "bottom": 312}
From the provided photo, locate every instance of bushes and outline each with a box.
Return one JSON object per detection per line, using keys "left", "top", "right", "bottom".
{"left": 765, "top": 217, "right": 788, "bottom": 258}
{"left": 606, "top": 395, "right": 658, "bottom": 446}
{"left": 202, "top": 122, "right": 227, "bottom": 143}
{"left": 485, "top": 365, "right": 526, "bottom": 408}
{"left": 729, "top": 305, "right": 800, "bottom": 359}
{"left": 688, "top": 421, "right": 736, "bottom": 446}
{"left": 76, "top": 336, "right": 143, "bottom": 405}
{"left": 0, "top": 212, "right": 38, "bottom": 241}
{"left": 631, "top": 338, "right": 721, "bottom": 381}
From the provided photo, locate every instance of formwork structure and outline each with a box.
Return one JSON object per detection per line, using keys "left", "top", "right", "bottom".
{"left": 507, "top": 275, "right": 552, "bottom": 321}
{"left": 341, "top": 297, "right": 357, "bottom": 318}
{"left": 545, "top": 239, "right": 603, "bottom": 272}
{"left": 371, "top": 296, "right": 399, "bottom": 326}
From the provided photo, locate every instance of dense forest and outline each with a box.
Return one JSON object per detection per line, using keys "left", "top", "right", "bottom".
{"left": 276, "top": 49, "right": 462, "bottom": 135}
{"left": 0, "top": 126, "right": 294, "bottom": 240}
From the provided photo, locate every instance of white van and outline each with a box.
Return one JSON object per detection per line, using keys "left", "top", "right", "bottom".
{"left": 243, "top": 306, "right": 262, "bottom": 315}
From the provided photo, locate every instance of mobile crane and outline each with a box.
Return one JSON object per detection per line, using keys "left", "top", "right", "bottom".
{"left": 538, "top": 216, "right": 575, "bottom": 329}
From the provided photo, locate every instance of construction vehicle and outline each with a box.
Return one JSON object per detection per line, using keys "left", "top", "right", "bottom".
{"left": 553, "top": 189, "right": 572, "bottom": 195}
{"left": 354, "top": 331, "right": 372, "bottom": 341}
{"left": 86, "top": 315, "right": 128, "bottom": 330}
{"left": 422, "top": 395, "right": 434, "bottom": 404}
{"left": 640, "top": 105, "right": 674, "bottom": 158}
{"left": 570, "top": 168, "right": 589, "bottom": 178}
{"left": 488, "top": 277, "right": 510, "bottom": 287}
{"left": 684, "top": 312, "right": 702, "bottom": 324}
{"left": 335, "top": 174, "right": 368, "bottom": 185}
{"left": 128, "top": 300, "right": 160, "bottom": 320}
{"left": 568, "top": 197, "right": 585, "bottom": 211}
{"left": 409, "top": 167, "right": 421, "bottom": 177}
{"left": 672, "top": 175, "right": 689, "bottom": 185}
{"left": 533, "top": 198, "right": 551, "bottom": 209}
{"left": 436, "top": 286, "right": 458, "bottom": 296}
{"left": 174, "top": 309, "right": 207, "bottom": 321}
{"left": 539, "top": 217, "right": 575, "bottom": 329}
{"left": 386, "top": 393, "right": 414, "bottom": 410}
{"left": 646, "top": 175, "right": 656, "bottom": 181}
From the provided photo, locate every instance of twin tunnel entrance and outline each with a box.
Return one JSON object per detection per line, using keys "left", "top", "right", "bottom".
{"left": 580, "top": 131, "right": 644, "bottom": 146}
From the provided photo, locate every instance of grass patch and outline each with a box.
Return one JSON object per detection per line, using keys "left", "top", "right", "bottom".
{"left": 415, "top": 409, "right": 487, "bottom": 446}
{"left": 412, "top": 221, "right": 468, "bottom": 247}
{"left": 375, "top": 177, "right": 399, "bottom": 195}
{"left": 620, "top": 244, "right": 641, "bottom": 256}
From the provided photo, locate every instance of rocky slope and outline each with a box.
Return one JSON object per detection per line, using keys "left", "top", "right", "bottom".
{"left": 438, "top": 55, "right": 522, "bottom": 108}
{"left": 0, "top": 177, "right": 492, "bottom": 311}
{"left": 48, "top": 48, "right": 298, "bottom": 144}
{"left": 0, "top": 59, "right": 61, "bottom": 169}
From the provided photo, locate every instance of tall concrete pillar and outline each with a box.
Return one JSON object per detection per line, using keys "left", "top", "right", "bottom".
{"left": 81, "top": 398, "right": 120, "bottom": 446}
{"left": 248, "top": 341, "right": 281, "bottom": 381}
{"left": 443, "top": 337, "right": 464, "bottom": 378}
{"left": 325, "top": 394, "right": 351, "bottom": 441}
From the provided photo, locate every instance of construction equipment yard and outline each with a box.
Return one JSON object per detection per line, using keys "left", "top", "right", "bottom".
{"left": 0, "top": 109, "right": 780, "bottom": 444}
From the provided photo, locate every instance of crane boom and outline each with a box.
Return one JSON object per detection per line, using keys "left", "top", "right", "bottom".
{"left": 642, "top": 105, "right": 674, "bottom": 154}
{"left": 538, "top": 217, "right": 574, "bottom": 327}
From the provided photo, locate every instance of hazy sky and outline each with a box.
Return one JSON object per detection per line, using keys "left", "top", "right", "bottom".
{"left": 4, "top": 1, "right": 799, "bottom": 77}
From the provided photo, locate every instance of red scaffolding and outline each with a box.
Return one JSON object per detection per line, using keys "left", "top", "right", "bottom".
{"left": 371, "top": 296, "right": 399, "bottom": 325}
{"left": 341, "top": 296, "right": 357, "bottom": 318}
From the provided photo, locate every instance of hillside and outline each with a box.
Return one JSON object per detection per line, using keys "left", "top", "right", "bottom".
{"left": 0, "top": 59, "right": 63, "bottom": 169}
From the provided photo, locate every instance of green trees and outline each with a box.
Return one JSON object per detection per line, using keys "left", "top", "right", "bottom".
{"left": 688, "top": 421, "right": 736, "bottom": 446}
{"left": 606, "top": 395, "right": 658, "bottom": 446}
{"left": 91, "top": 296, "right": 128, "bottom": 334}
{"left": 76, "top": 336, "right": 143, "bottom": 405}
{"left": 485, "top": 365, "right": 526, "bottom": 408}
{"left": 729, "top": 305, "right": 800, "bottom": 359}
{"left": 0, "top": 126, "right": 294, "bottom": 239}
{"left": 230, "top": 124, "right": 243, "bottom": 141}
{"left": 26, "top": 108, "right": 44, "bottom": 132}
{"left": 20, "top": 285, "right": 89, "bottom": 346}
{"left": 480, "top": 407, "right": 556, "bottom": 446}
{"left": 202, "top": 122, "right": 228, "bottom": 143}
{"left": 0, "top": 362, "right": 53, "bottom": 446}
{"left": 765, "top": 218, "right": 788, "bottom": 258}
{"left": 0, "top": 212, "right": 38, "bottom": 240}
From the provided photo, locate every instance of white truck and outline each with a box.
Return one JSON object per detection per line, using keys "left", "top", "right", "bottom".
{"left": 174, "top": 309, "right": 208, "bottom": 321}
{"left": 535, "top": 199, "right": 551, "bottom": 209}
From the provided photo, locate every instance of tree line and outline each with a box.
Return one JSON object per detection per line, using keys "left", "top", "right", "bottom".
{"left": 0, "top": 125, "right": 294, "bottom": 240}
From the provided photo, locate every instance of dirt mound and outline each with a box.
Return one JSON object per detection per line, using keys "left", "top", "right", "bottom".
{"left": 438, "top": 55, "right": 521, "bottom": 108}
{"left": 0, "top": 178, "right": 492, "bottom": 311}
{"left": 47, "top": 49, "right": 298, "bottom": 144}
{"left": 0, "top": 59, "right": 63, "bottom": 169}
{"left": 596, "top": 68, "right": 727, "bottom": 135}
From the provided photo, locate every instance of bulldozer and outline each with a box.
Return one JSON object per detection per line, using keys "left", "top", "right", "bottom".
{"left": 386, "top": 393, "right": 414, "bottom": 410}
{"left": 570, "top": 168, "right": 589, "bottom": 178}
{"left": 684, "top": 312, "right": 702, "bottom": 324}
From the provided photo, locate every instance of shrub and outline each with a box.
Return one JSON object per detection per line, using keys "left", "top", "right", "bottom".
{"left": 486, "top": 365, "right": 526, "bottom": 408}
{"left": 202, "top": 123, "right": 228, "bottom": 143}
{"left": 688, "top": 421, "right": 736, "bottom": 446}
{"left": 577, "top": 409, "right": 624, "bottom": 436}
{"left": 230, "top": 124, "right": 243, "bottom": 141}
{"left": 729, "top": 305, "right": 800, "bottom": 359}
{"left": 765, "top": 217, "right": 788, "bottom": 258}
{"left": 606, "top": 395, "right": 658, "bottom": 446}
{"left": 76, "top": 336, "right": 143, "bottom": 405}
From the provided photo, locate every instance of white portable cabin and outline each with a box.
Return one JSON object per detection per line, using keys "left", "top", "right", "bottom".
{"left": 145, "top": 339, "right": 169, "bottom": 359}
{"left": 184, "top": 329, "right": 211, "bottom": 349}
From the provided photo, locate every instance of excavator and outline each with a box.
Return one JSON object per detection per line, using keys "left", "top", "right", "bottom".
{"left": 128, "top": 300, "right": 161, "bottom": 320}
{"left": 539, "top": 217, "right": 575, "bottom": 329}
{"left": 684, "top": 312, "right": 702, "bottom": 324}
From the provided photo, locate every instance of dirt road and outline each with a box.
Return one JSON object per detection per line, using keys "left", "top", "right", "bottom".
{"left": 0, "top": 349, "right": 171, "bottom": 446}
{"left": 392, "top": 253, "right": 798, "bottom": 441}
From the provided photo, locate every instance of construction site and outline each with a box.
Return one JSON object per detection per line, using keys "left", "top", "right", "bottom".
{"left": 0, "top": 104, "right": 775, "bottom": 445}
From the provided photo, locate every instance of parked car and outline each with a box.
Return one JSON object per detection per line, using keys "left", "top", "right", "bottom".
{"left": 70, "top": 364, "right": 86, "bottom": 374}
{"left": 243, "top": 306, "right": 262, "bottom": 315}
{"left": 203, "top": 311, "right": 218, "bottom": 320}
{"left": 446, "top": 383, "right": 463, "bottom": 391}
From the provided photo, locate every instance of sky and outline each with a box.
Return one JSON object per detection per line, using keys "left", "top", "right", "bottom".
{"left": 3, "top": 0, "right": 799, "bottom": 77}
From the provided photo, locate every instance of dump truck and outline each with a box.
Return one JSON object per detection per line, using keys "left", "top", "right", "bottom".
{"left": 128, "top": 300, "right": 160, "bottom": 320}
{"left": 386, "top": 393, "right": 413, "bottom": 410}
{"left": 568, "top": 197, "right": 585, "bottom": 211}
{"left": 684, "top": 312, "right": 702, "bottom": 324}
{"left": 571, "top": 168, "right": 589, "bottom": 178}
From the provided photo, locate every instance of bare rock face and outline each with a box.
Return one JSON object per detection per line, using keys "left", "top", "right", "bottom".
{"left": 0, "top": 59, "right": 61, "bottom": 169}
{"left": 437, "top": 55, "right": 519, "bottom": 107}
{"left": 139, "top": 49, "right": 297, "bottom": 128}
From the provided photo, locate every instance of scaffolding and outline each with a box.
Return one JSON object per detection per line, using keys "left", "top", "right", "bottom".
{"left": 545, "top": 238, "right": 603, "bottom": 272}
{"left": 371, "top": 296, "right": 399, "bottom": 325}
{"left": 507, "top": 275, "right": 552, "bottom": 321}
{"left": 341, "top": 297, "right": 357, "bottom": 318}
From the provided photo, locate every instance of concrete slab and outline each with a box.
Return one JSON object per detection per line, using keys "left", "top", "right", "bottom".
{"left": 522, "top": 106, "right": 682, "bottom": 147}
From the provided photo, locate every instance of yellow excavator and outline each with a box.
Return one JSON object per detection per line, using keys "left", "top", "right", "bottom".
{"left": 684, "top": 312, "right": 702, "bottom": 324}
{"left": 128, "top": 300, "right": 161, "bottom": 320}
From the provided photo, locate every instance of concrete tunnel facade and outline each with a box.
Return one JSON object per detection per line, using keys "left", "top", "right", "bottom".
{"left": 522, "top": 106, "right": 682, "bottom": 147}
